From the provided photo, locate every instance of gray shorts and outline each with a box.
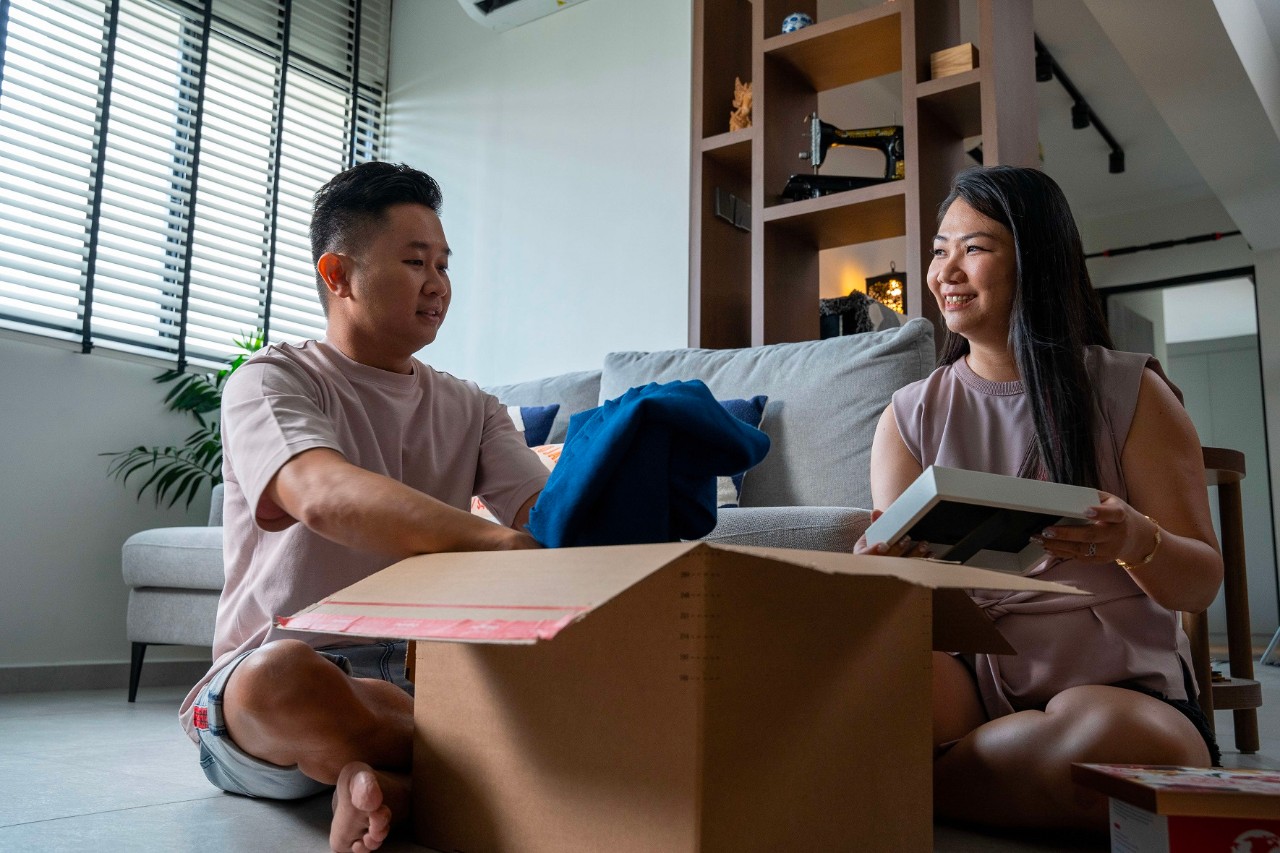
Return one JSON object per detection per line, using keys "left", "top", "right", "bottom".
{"left": 193, "top": 640, "right": 413, "bottom": 799}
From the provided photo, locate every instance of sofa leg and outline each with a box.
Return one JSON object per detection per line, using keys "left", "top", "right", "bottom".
{"left": 129, "top": 642, "right": 147, "bottom": 702}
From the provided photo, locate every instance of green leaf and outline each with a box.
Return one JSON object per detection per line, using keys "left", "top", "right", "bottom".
{"left": 107, "top": 329, "right": 265, "bottom": 508}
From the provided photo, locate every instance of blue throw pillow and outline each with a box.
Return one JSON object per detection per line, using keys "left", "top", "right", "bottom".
{"left": 507, "top": 404, "right": 560, "bottom": 447}
{"left": 717, "top": 395, "right": 768, "bottom": 507}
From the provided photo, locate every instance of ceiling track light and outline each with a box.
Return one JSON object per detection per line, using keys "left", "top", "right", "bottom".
{"left": 1034, "top": 35, "right": 1126, "bottom": 174}
{"left": 1071, "top": 101, "right": 1090, "bottom": 129}
{"left": 1035, "top": 51, "right": 1053, "bottom": 83}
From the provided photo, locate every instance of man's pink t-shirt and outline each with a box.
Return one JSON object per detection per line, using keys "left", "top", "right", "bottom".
{"left": 179, "top": 340, "right": 549, "bottom": 741}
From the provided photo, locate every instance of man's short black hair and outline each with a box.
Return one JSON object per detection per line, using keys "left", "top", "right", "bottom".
{"left": 310, "top": 161, "right": 444, "bottom": 314}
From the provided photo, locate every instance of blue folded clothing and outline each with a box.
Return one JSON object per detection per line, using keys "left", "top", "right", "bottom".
{"left": 526, "top": 380, "right": 771, "bottom": 548}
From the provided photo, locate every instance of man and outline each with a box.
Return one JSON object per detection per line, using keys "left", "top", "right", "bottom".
{"left": 179, "top": 162, "right": 549, "bottom": 852}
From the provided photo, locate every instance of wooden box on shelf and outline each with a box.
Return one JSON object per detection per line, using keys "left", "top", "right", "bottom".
{"left": 929, "top": 43, "right": 978, "bottom": 80}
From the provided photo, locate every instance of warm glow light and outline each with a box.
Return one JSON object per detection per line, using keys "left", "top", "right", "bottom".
{"left": 839, "top": 266, "right": 865, "bottom": 297}
{"left": 866, "top": 262, "right": 906, "bottom": 314}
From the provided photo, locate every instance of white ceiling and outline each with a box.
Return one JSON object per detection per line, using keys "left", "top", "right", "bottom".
{"left": 1037, "top": 0, "right": 1280, "bottom": 249}
{"left": 1032, "top": 0, "right": 1215, "bottom": 222}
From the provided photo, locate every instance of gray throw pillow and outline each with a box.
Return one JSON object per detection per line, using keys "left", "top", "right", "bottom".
{"left": 599, "top": 319, "right": 934, "bottom": 509}
{"left": 484, "top": 369, "right": 602, "bottom": 445}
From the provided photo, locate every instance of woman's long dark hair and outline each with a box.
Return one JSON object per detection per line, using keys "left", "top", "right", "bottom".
{"left": 937, "top": 166, "right": 1114, "bottom": 487}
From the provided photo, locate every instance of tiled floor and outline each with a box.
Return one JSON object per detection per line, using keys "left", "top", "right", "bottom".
{"left": 3, "top": 665, "right": 1278, "bottom": 852}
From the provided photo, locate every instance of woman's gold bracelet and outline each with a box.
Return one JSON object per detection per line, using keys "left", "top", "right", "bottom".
{"left": 1115, "top": 515, "right": 1161, "bottom": 571}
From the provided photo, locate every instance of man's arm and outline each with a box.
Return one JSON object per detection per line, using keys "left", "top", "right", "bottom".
{"left": 266, "top": 447, "right": 540, "bottom": 558}
{"left": 512, "top": 491, "right": 540, "bottom": 533}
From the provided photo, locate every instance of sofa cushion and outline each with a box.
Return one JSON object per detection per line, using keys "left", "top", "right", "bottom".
{"left": 209, "top": 483, "right": 224, "bottom": 526}
{"left": 485, "top": 369, "right": 602, "bottom": 444}
{"left": 507, "top": 403, "right": 560, "bottom": 446}
{"left": 716, "top": 395, "right": 768, "bottom": 507}
{"left": 702, "top": 506, "right": 873, "bottom": 552}
{"left": 600, "top": 318, "right": 934, "bottom": 509}
{"left": 122, "top": 527, "right": 225, "bottom": 590}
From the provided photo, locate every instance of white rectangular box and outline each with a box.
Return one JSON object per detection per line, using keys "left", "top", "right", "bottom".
{"left": 864, "top": 466, "right": 1098, "bottom": 573}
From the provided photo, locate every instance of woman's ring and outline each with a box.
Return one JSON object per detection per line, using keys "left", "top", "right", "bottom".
{"left": 1086, "top": 542, "right": 1097, "bottom": 558}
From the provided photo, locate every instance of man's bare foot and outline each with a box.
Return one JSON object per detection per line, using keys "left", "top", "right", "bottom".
{"left": 330, "top": 762, "right": 406, "bottom": 853}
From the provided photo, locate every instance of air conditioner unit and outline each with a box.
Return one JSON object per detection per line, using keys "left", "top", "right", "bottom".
{"left": 458, "top": 0, "right": 592, "bottom": 31}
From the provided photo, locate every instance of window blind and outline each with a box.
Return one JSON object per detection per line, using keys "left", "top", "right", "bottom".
{"left": 0, "top": 0, "right": 390, "bottom": 369}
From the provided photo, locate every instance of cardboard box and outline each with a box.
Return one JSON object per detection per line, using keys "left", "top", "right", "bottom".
{"left": 282, "top": 542, "right": 1079, "bottom": 852}
{"left": 1073, "top": 764, "right": 1280, "bottom": 852}
{"left": 930, "top": 43, "right": 978, "bottom": 80}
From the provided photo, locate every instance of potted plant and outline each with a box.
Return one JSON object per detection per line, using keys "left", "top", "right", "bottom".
{"left": 103, "top": 332, "right": 264, "bottom": 508}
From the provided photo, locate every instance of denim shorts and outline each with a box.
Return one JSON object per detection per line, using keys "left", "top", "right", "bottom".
{"left": 193, "top": 640, "right": 413, "bottom": 799}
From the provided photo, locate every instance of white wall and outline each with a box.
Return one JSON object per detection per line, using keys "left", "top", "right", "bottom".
{"left": 0, "top": 333, "right": 205, "bottom": 671}
{"left": 1108, "top": 288, "right": 1167, "bottom": 365}
{"left": 386, "top": 0, "right": 692, "bottom": 387}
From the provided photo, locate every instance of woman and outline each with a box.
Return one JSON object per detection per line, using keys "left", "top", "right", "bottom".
{"left": 855, "top": 166, "right": 1223, "bottom": 830}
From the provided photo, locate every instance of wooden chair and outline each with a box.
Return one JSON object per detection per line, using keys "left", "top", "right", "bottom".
{"left": 1182, "top": 446, "right": 1263, "bottom": 753}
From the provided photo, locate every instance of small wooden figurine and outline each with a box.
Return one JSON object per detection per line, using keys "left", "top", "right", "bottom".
{"left": 729, "top": 77, "right": 752, "bottom": 132}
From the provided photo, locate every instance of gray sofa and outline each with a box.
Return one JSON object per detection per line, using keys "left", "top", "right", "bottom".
{"left": 121, "top": 319, "right": 935, "bottom": 698}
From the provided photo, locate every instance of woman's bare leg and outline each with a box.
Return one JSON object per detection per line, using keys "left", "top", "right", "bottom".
{"left": 932, "top": 651, "right": 987, "bottom": 753}
{"left": 934, "top": 684, "right": 1211, "bottom": 830}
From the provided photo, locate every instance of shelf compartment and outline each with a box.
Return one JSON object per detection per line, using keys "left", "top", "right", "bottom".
{"left": 763, "top": 180, "right": 905, "bottom": 250}
{"left": 763, "top": 6, "right": 901, "bottom": 92}
{"left": 701, "top": 128, "right": 754, "bottom": 174}
{"left": 916, "top": 69, "right": 981, "bottom": 139}
{"left": 695, "top": 0, "right": 753, "bottom": 139}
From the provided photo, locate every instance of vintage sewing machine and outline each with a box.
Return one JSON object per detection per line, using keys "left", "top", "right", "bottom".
{"left": 781, "top": 114, "right": 904, "bottom": 201}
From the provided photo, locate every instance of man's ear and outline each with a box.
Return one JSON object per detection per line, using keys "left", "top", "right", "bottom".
{"left": 316, "top": 252, "right": 352, "bottom": 299}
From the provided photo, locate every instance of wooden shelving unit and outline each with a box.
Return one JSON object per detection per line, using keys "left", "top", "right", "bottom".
{"left": 700, "top": 129, "right": 754, "bottom": 172}
{"left": 762, "top": 7, "right": 901, "bottom": 90}
{"left": 689, "top": 0, "right": 1038, "bottom": 348}
{"left": 761, "top": 181, "right": 906, "bottom": 249}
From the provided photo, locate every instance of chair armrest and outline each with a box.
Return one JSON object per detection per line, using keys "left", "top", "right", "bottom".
{"left": 122, "top": 526, "right": 225, "bottom": 590}
{"left": 700, "top": 506, "right": 872, "bottom": 553}
{"left": 209, "top": 483, "right": 225, "bottom": 526}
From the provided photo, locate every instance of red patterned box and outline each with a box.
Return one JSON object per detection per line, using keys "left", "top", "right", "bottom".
{"left": 1073, "top": 764, "right": 1280, "bottom": 852}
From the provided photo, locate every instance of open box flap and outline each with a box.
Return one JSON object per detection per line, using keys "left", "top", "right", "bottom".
{"left": 278, "top": 541, "right": 1082, "bottom": 647}
{"left": 713, "top": 544, "right": 1085, "bottom": 595}
{"left": 706, "top": 545, "right": 1068, "bottom": 654}
{"left": 278, "top": 541, "right": 703, "bottom": 644}
{"left": 931, "top": 587, "right": 1014, "bottom": 654}
{"left": 711, "top": 545, "right": 1085, "bottom": 655}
